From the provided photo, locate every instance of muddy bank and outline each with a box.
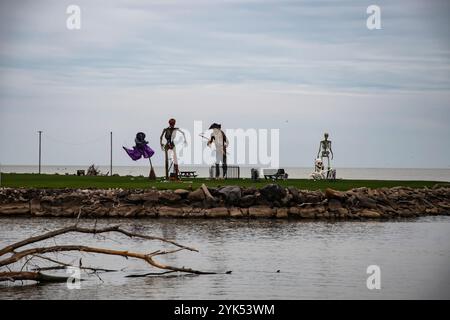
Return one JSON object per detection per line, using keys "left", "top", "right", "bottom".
{"left": 0, "top": 184, "right": 449, "bottom": 219}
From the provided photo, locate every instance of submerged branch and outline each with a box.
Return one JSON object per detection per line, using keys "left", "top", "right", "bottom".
{"left": 0, "top": 245, "right": 214, "bottom": 275}
{"left": 0, "top": 271, "right": 72, "bottom": 283}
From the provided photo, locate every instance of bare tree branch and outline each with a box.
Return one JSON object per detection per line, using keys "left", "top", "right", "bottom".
{"left": 0, "top": 224, "right": 198, "bottom": 257}
{"left": 0, "top": 223, "right": 215, "bottom": 284}
{"left": 32, "top": 255, "right": 117, "bottom": 273}
{"left": 126, "top": 271, "right": 177, "bottom": 278}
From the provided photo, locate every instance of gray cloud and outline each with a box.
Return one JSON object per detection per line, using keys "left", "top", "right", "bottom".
{"left": 0, "top": 0, "right": 449, "bottom": 168}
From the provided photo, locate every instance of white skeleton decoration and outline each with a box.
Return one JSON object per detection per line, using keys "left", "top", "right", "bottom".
{"left": 310, "top": 158, "right": 326, "bottom": 180}
{"left": 317, "top": 132, "right": 333, "bottom": 170}
{"left": 311, "top": 133, "right": 336, "bottom": 180}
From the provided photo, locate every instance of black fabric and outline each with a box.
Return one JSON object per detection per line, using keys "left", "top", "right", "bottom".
{"left": 222, "top": 152, "right": 228, "bottom": 177}
{"left": 164, "top": 127, "right": 176, "bottom": 149}
{"left": 135, "top": 132, "right": 148, "bottom": 148}
{"left": 221, "top": 131, "right": 227, "bottom": 149}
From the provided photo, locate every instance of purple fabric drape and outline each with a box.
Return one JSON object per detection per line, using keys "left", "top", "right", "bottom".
{"left": 123, "top": 145, "right": 155, "bottom": 161}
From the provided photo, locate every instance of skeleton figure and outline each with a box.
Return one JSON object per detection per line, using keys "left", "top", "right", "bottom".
{"left": 310, "top": 158, "right": 326, "bottom": 180}
{"left": 160, "top": 118, "right": 187, "bottom": 180}
{"left": 317, "top": 132, "right": 334, "bottom": 171}
{"left": 207, "top": 123, "right": 229, "bottom": 179}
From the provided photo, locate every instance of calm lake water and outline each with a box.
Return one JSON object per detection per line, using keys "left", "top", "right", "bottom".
{"left": 2, "top": 165, "right": 450, "bottom": 181}
{"left": 0, "top": 216, "right": 449, "bottom": 299}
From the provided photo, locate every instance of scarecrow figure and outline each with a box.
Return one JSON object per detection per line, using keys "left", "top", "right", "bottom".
{"left": 207, "top": 123, "right": 229, "bottom": 179}
{"left": 123, "top": 132, "right": 156, "bottom": 179}
{"left": 160, "top": 118, "right": 187, "bottom": 180}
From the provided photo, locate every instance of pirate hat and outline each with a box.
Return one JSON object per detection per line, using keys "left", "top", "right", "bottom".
{"left": 209, "top": 123, "right": 221, "bottom": 130}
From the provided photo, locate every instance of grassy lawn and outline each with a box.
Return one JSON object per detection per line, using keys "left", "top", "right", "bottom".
{"left": 0, "top": 173, "right": 448, "bottom": 191}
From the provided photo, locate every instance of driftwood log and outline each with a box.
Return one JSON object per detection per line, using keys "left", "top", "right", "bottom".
{"left": 0, "top": 223, "right": 214, "bottom": 283}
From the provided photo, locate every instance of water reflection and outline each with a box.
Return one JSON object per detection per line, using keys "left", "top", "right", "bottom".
{"left": 0, "top": 217, "right": 449, "bottom": 299}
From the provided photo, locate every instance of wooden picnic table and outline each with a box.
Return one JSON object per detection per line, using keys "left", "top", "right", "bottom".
{"left": 179, "top": 171, "right": 198, "bottom": 178}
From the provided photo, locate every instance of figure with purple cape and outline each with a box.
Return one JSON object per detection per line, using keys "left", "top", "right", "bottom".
{"left": 123, "top": 132, "right": 156, "bottom": 179}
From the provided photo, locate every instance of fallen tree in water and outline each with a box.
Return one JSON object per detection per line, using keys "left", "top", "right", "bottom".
{"left": 0, "top": 223, "right": 214, "bottom": 284}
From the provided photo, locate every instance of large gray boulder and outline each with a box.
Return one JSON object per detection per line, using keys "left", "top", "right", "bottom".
{"left": 259, "top": 184, "right": 286, "bottom": 202}
{"left": 239, "top": 194, "right": 256, "bottom": 207}
{"left": 188, "top": 188, "right": 206, "bottom": 202}
{"left": 158, "top": 191, "right": 181, "bottom": 203}
{"left": 218, "top": 186, "right": 242, "bottom": 204}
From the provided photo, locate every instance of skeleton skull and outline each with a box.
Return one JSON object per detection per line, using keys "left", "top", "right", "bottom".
{"left": 315, "top": 158, "right": 324, "bottom": 171}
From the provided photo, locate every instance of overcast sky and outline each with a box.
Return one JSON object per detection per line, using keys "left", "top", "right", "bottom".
{"left": 0, "top": 0, "right": 449, "bottom": 168}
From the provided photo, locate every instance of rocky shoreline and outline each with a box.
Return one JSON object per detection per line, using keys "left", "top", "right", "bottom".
{"left": 0, "top": 184, "right": 449, "bottom": 219}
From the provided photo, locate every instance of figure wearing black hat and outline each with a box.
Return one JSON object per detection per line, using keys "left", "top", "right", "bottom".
{"left": 207, "top": 123, "right": 229, "bottom": 179}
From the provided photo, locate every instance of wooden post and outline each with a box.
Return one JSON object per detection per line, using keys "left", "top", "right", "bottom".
{"left": 110, "top": 131, "right": 113, "bottom": 176}
{"left": 38, "top": 131, "right": 42, "bottom": 174}
{"left": 164, "top": 147, "right": 169, "bottom": 180}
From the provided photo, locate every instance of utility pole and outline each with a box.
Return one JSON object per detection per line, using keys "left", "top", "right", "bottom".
{"left": 110, "top": 131, "right": 113, "bottom": 176}
{"left": 38, "top": 131, "right": 42, "bottom": 174}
